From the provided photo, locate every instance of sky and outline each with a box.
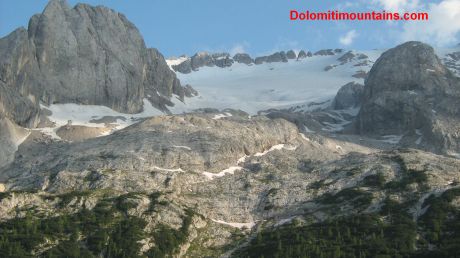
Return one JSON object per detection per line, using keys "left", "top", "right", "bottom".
{"left": 0, "top": 0, "right": 459, "bottom": 57}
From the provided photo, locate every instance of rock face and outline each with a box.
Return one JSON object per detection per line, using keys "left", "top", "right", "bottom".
{"left": 144, "top": 48, "right": 188, "bottom": 110}
{"left": 286, "top": 50, "right": 297, "bottom": 59}
{"left": 191, "top": 52, "right": 214, "bottom": 70}
{"left": 233, "top": 53, "right": 254, "bottom": 65}
{"left": 314, "top": 49, "right": 335, "bottom": 56}
{"left": 357, "top": 41, "right": 460, "bottom": 153}
{"left": 172, "top": 58, "right": 192, "bottom": 74}
{"left": 212, "top": 53, "right": 234, "bottom": 68}
{"left": 332, "top": 82, "right": 364, "bottom": 110}
{"left": 254, "top": 56, "right": 268, "bottom": 65}
{"left": 267, "top": 51, "right": 288, "bottom": 63}
{"left": 0, "top": 117, "right": 29, "bottom": 168}
{"left": 0, "top": 0, "right": 188, "bottom": 124}
{"left": 297, "top": 50, "right": 308, "bottom": 60}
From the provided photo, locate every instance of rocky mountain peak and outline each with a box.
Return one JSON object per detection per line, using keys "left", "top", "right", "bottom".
{"left": 365, "top": 41, "right": 447, "bottom": 94}
{"left": 0, "top": 0, "right": 190, "bottom": 127}
{"left": 357, "top": 41, "right": 460, "bottom": 154}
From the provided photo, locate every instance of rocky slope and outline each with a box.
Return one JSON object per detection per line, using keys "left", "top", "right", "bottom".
{"left": 0, "top": 112, "right": 459, "bottom": 257}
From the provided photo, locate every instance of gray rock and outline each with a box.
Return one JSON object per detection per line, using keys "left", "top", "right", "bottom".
{"left": 0, "top": 117, "right": 30, "bottom": 168}
{"left": 337, "top": 51, "right": 356, "bottom": 64}
{"left": 286, "top": 50, "right": 297, "bottom": 59}
{"left": 255, "top": 56, "right": 268, "bottom": 65}
{"left": 184, "top": 84, "right": 199, "bottom": 97}
{"left": 233, "top": 53, "right": 254, "bottom": 65}
{"left": 213, "top": 53, "right": 234, "bottom": 68}
{"left": 314, "top": 49, "right": 335, "bottom": 56}
{"left": 332, "top": 82, "right": 364, "bottom": 110}
{"left": 191, "top": 52, "right": 214, "bottom": 70}
{"left": 267, "top": 51, "right": 288, "bottom": 63}
{"left": 357, "top": 41, "right": 460, "bottom": 153}
{"left": 324, "top": 65, "right": 336, "bottom": 71}
{"left": 0, "top": 0, "right": 188, "bottom": 124}
{"left": 297, "top": 50, "right": 308, "bottom": 60}
{"left": 172, "top": 58, "right": 192, "bottom": 74}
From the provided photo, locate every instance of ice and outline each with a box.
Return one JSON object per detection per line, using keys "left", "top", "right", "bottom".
{"left": 169, "top": 51, "right": 382, "bottom": 115}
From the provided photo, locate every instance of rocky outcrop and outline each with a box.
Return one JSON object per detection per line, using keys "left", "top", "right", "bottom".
{"left": 297, "top": 50, "right": 307, "bottom": 60}
{"left": 254, "top": 56, "right": 268, "bottom": 65}
{"left": 212, "top": 53, "right": 234, "bottom": 68}
{"left": 233, "top": 53, "right": 254, "bottom": 65}
{"left": 191, "top": 52, "right": 214, "bottom": 70}
{"left": 0, "top": 117, "right": 30, "bottom": 168}
{"left": 172, "top": 58, "right": 192, "bottom": 74}
{"left": 357, "top": 41, "right": 460, "bottom": 154}
{"left": 0, "top": 0, "right": 189, "bottom": 124}
{"left": 314, "top": 49, "right": 335, "bottom": 56}
{"left": 267, "top": 51, "right": 288, "bottom": 63}
{"left": 338, "top": 51, "right": 369, "bottom": 65}
{"left": 332, "top": 82, "right": 364, "bottom": 110}
{"left": 286, "top": 50, "right": 296, "bottom": 59}
{"left": 144, "top": 48, "right": 190, "bottom": 110}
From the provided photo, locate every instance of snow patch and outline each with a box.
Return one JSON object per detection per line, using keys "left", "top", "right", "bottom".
{"left": 212, "top": 219, "right": 255, "bottom": 229}
{"left": 172, "top": 145, "right": 192, "bottom": 151}
{"left": 202, "top": 166, "right": 243, "bottom": 180}
{"left": 212, "top": 112, "right": 233, "bottom": 120}
{"left": 151, "top": 166, "right": 184, "bottom": 173}
{"left": 254, "top": 144, "right": 285, "bottom": 156}
{"left": 415, "top": 129, "right": 423, "bottom": 145}
{"left": 274, "top": 216, "right": 296, "bottom": 227}
{"left": 379, "top": 135, "right": 403, "bottom": 144}
{"left": 166, "top": 56, "right": 188, "bottom": 70}
{"left": 39, "top": 99, "right": 165, "bottom": 139}
{"left": 299, "top": 133, "right": 311, "bottom": 142}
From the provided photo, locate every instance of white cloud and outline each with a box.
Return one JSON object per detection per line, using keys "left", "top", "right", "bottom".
{"left": 374, "top": 0, "right": 421, "bottom": 12}
{"left": 400, "top": 0, "right": 460, "bottom": 46}
{"left": 230, "top": 42, "right": 250, "bottom": 55}
{"left": 339, "top": 30, "right": 358, "bottom": 46}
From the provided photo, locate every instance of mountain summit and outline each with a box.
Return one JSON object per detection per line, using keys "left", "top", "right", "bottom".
{"left": 0, "top": 0, "right": 190, "bottom": 127}
{"left": 357, "top": 41, "right": 460, "bottom": 154}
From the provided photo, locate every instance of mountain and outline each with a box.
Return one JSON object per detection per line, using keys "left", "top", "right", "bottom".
{"left": 0, "top": 0, "right": 196, "bottom": 167}
{"left": 2, "top": 1, "right": 460, "bottom": 257}
{"left": 357, "top": 42, "right": 460, "bottom": 155}
{"left": 0, "top": 0, "right": 191, "bottom": 128}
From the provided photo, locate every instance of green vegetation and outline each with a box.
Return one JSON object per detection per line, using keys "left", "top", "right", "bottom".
{"left": 0, "top": 191, "right": 193, "bottom": 258}
{"left": 234, "top": 213, "right": 417, "bottom": 258}
{"left": 146, "top": 209, "right": 194, "bottom": 257}
{"left": 362, "top": 173, "right": 386, "bottom": 188}
{"left": 417, "top": 188, "right": 460, "bottom": 257}
{"left": 385, "top": 156, "right": 428, "bottom": 191}
{"left": 235, "top": 189, "right": 460, "bottom": 258}
{"left": 320, "top": 188, "right": 373, "bottom": 209}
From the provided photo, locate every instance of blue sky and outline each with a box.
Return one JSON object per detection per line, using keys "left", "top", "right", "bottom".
{"left": 1, "top": 0, "right": 459, "bottom": 57}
